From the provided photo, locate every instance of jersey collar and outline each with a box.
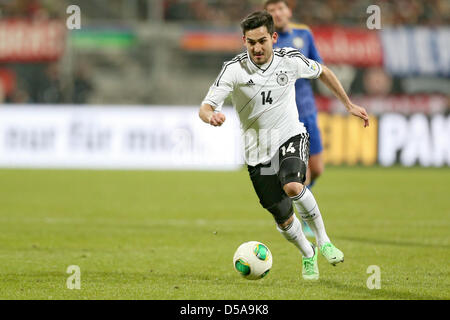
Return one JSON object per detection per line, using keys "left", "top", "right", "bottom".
{"left": 247, "top": 50, "right": 275, "bottom": 73}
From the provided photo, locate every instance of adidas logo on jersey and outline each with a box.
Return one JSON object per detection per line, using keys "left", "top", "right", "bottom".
{"left": 246, "top": 79, "right": 255, "bottom": 86}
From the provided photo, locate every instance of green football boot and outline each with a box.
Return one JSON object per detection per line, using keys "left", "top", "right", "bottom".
{"left": 320, "top": 242, "right": 344, "bottom": 266}
{"left": 302, "top": 245, "right": 319, "bottom": 280}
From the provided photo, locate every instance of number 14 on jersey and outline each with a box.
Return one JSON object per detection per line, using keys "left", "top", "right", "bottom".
{"left": 281, "top": 142, "right": 296, "bottom": 156}
{"left": 261, "top": 91, "right": 273, "bottom": 105}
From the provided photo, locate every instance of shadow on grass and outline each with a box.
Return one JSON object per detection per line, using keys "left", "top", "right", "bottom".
{"left": 336, "top": 236, "right": 450, "bottom": 250}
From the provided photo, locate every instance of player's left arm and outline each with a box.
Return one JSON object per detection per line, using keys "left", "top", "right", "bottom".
{"left": 318, "top": 65, "right": 369, "bottom": 127}
{"left": 294, "top": 54, "right": 369, "bottom": 127}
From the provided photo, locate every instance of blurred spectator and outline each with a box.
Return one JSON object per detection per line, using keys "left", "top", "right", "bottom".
{"left": 2, "top": 0, "right": 446, "bottom": 25}
{"left": 363, "top": 67, "right": 393, "bottom": 96}
{"left": 162, "top": 0, "right": 449, "bottom": 26}
{"left": 72, "top": 63, "right": 93, "bottom": 104}
{"left": 9, "top": 88, "right": 30, "bottom": 103}
{"left": 164, "top": 0, "right": 195, "bottom": 20}
{"left": 164, "top": 0, "right": 260, "bottom": 23}
{"left": 0, "top": 82, "right": 4, "bottom": 103}
{"left": 0, "top": 68, "right": 17, "bottom": 100}
{"left": 41, "top": 63, "right": 63, "bottom": 103}
{"left": 0, "top": 0, "right": 68, "bottom": 104}
{"left": 0, "top": 0, "right": 447, "bottom": 106}
{"left": 0, "top": 0, "right": 62, "bottom": 20}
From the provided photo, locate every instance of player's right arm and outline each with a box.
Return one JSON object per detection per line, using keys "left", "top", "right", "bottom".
{"left": 199, "top": 60, "right": 236, "bottom": 127}
{"left": 199, "top": 103, "right": 226, "bottom": 126}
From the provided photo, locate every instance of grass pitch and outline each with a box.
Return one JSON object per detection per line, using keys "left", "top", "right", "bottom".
{"left": 0, "top": 167, "right": 449, "bottom": 300}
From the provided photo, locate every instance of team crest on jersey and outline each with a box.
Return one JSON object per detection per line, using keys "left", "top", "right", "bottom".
{"left": 276, "top": 71, "right": 289, "bottom": 86}
{"left": 293, "top": 37, "right": 304, "bottom": 49}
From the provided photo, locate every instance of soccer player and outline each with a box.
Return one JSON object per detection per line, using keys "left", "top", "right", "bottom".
{"left": 265, "top": 0, "right": 325, "bottom": 237}
{"left": 199, "top": 11, "right": 369, "bottom": 280}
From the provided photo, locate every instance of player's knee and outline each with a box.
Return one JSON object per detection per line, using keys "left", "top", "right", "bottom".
{"left": 279, "top": 157, "right": 307, "bottom": 186}
{"left": 283, "top": 182, "right": 304, "bottom": 198}
{"left": 278, "top": 214, "right": 294, "bottom": 230}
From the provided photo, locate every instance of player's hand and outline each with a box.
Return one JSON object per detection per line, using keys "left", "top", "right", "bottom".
{"left": 209, "top": 112, "right": 226, "bottom": 127}
{"left": 347, "top": 103, "right": 369, "bottom": 127}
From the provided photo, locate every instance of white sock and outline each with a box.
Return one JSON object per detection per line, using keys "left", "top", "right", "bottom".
{"left": 277, "top": 214, "right": 314, "bottom": 258}
{"left": 291, "top": 187, "right": 331, "bottom": 248}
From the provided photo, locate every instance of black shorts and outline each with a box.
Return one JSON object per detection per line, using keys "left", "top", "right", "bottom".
{"left": 247, "top": 133, "right": 310, "bottom": 224}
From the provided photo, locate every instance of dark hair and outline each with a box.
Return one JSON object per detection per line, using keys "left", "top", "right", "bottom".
{"left": 264, "top": 0, "right": 289, "bottom": 9}
{"left": 240, "top": 11, "right": 274, "bottom": 35}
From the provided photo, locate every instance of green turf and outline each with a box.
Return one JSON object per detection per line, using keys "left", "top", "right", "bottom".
{"left": 0, "top": 167, "right": 449, "bottom": 300}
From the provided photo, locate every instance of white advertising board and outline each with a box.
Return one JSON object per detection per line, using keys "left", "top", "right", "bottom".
{"left": 379, "top": 113, "right": 450, "bottom": 167}
{"left": 0, "top": 106, "right": 243, "bottom": 170}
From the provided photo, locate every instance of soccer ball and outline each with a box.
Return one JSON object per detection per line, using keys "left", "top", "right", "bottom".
{"left": 233, "top": 241, "right": 272, "bottom": 280}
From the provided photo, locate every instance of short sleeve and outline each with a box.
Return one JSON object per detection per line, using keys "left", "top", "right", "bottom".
{"left": 293, "top": 53, "right": 323, "bottom": 79}
{"left": 201, "top": 62, "right": 235, "bottom": 111}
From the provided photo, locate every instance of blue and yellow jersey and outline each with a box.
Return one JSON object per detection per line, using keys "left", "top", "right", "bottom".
{"left": 274, "top": 23, "right": 322, "bottom": 118}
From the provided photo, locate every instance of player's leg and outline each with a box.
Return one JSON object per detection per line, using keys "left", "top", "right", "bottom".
{"left": 278, "top": 134, "right": 343, "bottom": 266}
{"left": 280, "top": 170, "right": 331, "bottom": 249}
{"left": 306, "top": 152, "right": 324, "bottom": 187}
{"left": 276, "top": 212, "right": 319, "bottom": 280}
{"left": 300, "top": 113, "right": 324, "bottom": 236}
{"left": 285, "top": 183, "right": 329, "bottom": 247}
{"left": 247, "top": 163, "right": 318, "bottom": 279}
{"left": 287, "top": 183, "right": 344, "bottom": 265}
{"left": 248, "top": 163, "right": 313, "bottom": 257}
{"left": 301, "top": 112, "right": 324, "bottom": 188}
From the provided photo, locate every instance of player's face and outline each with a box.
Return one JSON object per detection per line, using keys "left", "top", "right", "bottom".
{"left": 266, "top": 2, "right": 292, "bottom": 30}
{"left": 243, "top": 26, "right": 278, "bottom": 65}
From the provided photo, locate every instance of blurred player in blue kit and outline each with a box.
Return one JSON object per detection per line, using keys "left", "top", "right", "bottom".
{"left": 265, "top": 0, "right": 324, "bottom": 236}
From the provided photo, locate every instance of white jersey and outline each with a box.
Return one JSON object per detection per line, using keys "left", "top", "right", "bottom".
{"left": 202, "top": 47, "right": 322, "bottom": 166}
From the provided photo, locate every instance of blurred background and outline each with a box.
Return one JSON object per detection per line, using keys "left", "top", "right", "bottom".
{"left": 0, "top": 0, "right": 449, "bottom": 168}
{"left": 1, "top": 1, "right": 449, "bottom": 301}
